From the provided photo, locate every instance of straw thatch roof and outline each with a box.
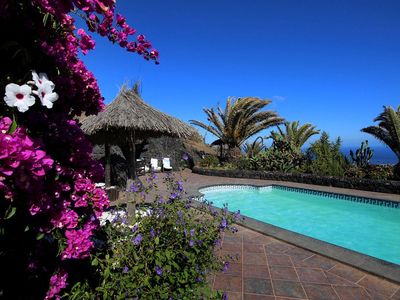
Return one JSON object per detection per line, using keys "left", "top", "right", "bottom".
{"left": 81, "top": 86, "right": 196, "bottom": 145}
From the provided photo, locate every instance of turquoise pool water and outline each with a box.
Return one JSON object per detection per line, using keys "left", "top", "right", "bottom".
{"left": 200, "top": 185, "right": 400, "bottom": 264}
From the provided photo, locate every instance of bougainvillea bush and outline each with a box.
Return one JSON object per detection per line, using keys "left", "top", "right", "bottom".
{"left": 66, "top": 173, "right": 240, "bottom": 299}
{"left": 0, "top": 0, "right": 158, "bottom": 298}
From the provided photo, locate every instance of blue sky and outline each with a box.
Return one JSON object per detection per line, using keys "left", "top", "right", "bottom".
{"left": 81, "top": 0, "right": 400, "bottom": 147}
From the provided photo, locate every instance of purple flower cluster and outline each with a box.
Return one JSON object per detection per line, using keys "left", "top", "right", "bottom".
{"left": 133, "top": 234, "right": 143, "bottom": 246}
{"left": 0, "top": 117, "right": 54, "bottom": 199}
{"left": 62, "top": 223, "right": 95, "bottom": 260}
{"left": 45, "top": 270, "right": 68, "bottom": 300}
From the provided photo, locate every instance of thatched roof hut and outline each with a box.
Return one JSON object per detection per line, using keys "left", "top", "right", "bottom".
{"left": 81, "top": 85, "right": 196, "bottom": 183}
{"left": 81, "top": 86, "right": 195, "bottom": 144}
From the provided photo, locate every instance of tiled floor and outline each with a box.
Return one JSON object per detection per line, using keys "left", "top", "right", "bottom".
{"left": 211, "top": 226, "right": 400, "bottom": 300}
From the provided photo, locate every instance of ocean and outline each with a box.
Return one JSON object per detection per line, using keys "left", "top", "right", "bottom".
{"left": 341, "top": 146, "right": 397, "bottom": 165}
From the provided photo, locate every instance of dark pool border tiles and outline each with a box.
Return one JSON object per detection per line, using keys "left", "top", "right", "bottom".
{"left": 272, "top": 185, "right": 400, "bottom": 208}
{"left": 199, "top": 184, "right": 400, "bottom": 208}
{"left": 194, "top": 185, "right": 400, "bottom": 284}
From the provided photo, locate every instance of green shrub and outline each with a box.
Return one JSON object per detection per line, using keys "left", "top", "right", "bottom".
{"left": 394, "top": 163, "right": 400, "bottom": 180}
{"left": 236, "top": 140, "right": 304, "bottom": 172}
{"left": 199, "top": 155, "right": 220, "bottom": 168}
{"left": 304, "top": 132, "right": 349, "bottom": 177}
{"left": 65, "top": 173, "right": 240, "bottom": 299}
{"left": 344, "top": 164, "right": 394, "bottom": 180}
{"left": 234, "top": 156, "right": 253, "bottom": 170}
{"left": 364, "top": 165, "right": 394, "bottom": 180}
{"left": 344, "top": 166, "right": 366, "bottom": 178}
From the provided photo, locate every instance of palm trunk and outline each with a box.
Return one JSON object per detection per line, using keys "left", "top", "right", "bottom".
{"left": 227, "top": 146, "right": 241, "bottom": 161}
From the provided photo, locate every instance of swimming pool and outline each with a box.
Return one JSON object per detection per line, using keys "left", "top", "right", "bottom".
{"left": 200, "top": 185, "right": 400, "bottom": 265}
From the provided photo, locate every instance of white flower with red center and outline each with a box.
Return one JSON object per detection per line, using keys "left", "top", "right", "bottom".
{"left": 3, "top": 83, "right": 35, "bottom": 112}
{"left": 32, "top": 71, "right": 55, "bottom": 90}
{"left": 38, "top": 81, "right": 59, "bottom": 109}
{"left": 32, "top": 71, "right": 58, "bottom": 108}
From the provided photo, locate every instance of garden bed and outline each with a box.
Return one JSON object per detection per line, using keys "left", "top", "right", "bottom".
{"left": 192, "top": 166, "right": 400, "bottom": 194}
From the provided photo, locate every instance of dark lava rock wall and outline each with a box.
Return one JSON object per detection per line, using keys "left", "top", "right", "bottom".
{"left": 92, "top": 136, "right": 208, "bottom": 187}
{"left": 193, "top": 167, "right": 400, "bottom": 195}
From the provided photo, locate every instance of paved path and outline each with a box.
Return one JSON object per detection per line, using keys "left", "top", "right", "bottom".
{"left": 136, "top": 169, "right": 400, "bottom": 299}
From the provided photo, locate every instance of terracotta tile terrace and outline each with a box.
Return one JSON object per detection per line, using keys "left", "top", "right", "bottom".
{"left": 131, "top": 169, "right": 400, "bottom": 299}
{"left": 213, "top": 226, "right": 400, "bottom": 300}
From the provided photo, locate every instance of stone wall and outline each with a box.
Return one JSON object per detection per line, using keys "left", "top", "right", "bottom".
{"left": 92, "top": 136, "right": 212, "bottom": 187}
{"left": 192, "top": 167, "right": 400, "bottom": 194}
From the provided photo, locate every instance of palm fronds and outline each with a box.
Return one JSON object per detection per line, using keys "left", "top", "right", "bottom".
{"left": 270, "top": 121, "right": 320, "bottom": 149}
{"left": 190, "top": 97, "right": 284, "bottom": 150}
{"left": 361, "top": 106, "right": 400, "bottom": 161}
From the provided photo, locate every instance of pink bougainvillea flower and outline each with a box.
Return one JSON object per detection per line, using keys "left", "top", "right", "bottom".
{"left": 77, "top": 28, "right": 96, "bottom": 54}
{"left": 116, "top": 13, "right": 125, "bottom": 26}
{"left": 38, "top": 81, "right": 59, "bottom": 109}
{"left": 0, "top": 117, "right": 12, "bottom": 133}
{"left": 45, "top": 270, "right": 68, "bottom": 300}
{"left": 62, "top": 225, "right": 94, "bottom": 260}
{"left": 4, "top": 83, "right": 35, "bottom": 112}
{"left": 150, "top": 49, "right": 159, "bottom": 58}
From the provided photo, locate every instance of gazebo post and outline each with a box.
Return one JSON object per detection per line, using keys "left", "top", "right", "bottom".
{"left": 131, "top": 130, "right": 137, "bottom": 180}
{"left": 105, "top": 143, "right": 111, "bottom": 187}
{"left": 125, "top": 131, "right": 137, "bottom": 192}
{"left": 125, "top": 131, "right": 137, "bottom": 181}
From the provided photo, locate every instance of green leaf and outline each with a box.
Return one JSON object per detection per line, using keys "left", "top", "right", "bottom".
{"left": 155, "top": 236, "right": 159, "bottom": 245}
{"left": 43, "top": 13, "right": 50, "bottom": 26}
{"left": 36, "top": 233, "right": 44, "bottom": 240}
{"left": 4, "top": 206, "right": 16, "bottom": 219}
{"left": 8, "top": 115, "right": 17, "bottom": 134}
{"left": 91, "top": 258, "right": 99, "bottom": 266}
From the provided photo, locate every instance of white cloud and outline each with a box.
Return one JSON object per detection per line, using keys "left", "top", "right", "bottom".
{"left": 272, "top": 95, "right": 286, "bottom": 102}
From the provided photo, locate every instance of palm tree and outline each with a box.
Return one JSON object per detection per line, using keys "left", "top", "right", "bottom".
{"left": 190, "top": 97, "right": 284, "bottom": 159}
{"left": 242, "top": 136, "right": 265, "bottom": 158}
{"left": 270, "top": 121, "right": 320, "bottom": 150}
{"left": 361, "top": 105, "right": 400, "bottom": 163}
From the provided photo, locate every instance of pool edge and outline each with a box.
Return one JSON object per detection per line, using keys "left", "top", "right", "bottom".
{"left": 193, "top": 184, "right": 400, "bottom": 284}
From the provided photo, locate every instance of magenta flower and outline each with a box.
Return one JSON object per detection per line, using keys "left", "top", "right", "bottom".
{"left": 53, "top": 209, "right": 79, "bottom": 229}
{"left": 77, "top": 28, "right": 95, "bottom": 54}
{"left": 137, "top": 34, "right": 145, "bottom": 43}
{"left": 29, "top": 204, "right": 41, "bottom": 216}
{"left": 62, "top": 225, "right": 94, "bottom": 260}
{"left": 45, "top": 270, "right": 68, "bottom": 300}
{"left": 150, "top": 49, "right": 159, "bottom": 58}
{"left": 74, "top": 178, "right": 95, "bottom": 192}
{"left": 116, "top": 13, "right": 126, "bottom": 26}
{"left": 0, "top": 116, "right": 12, "bottom": 132}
